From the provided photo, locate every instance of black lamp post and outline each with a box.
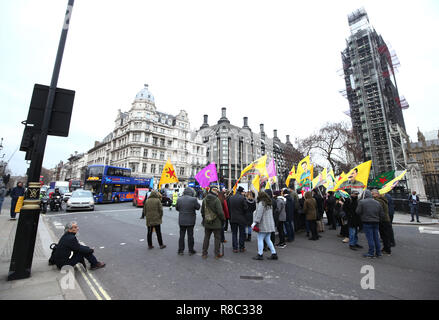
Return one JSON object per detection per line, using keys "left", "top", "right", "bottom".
{"left": 8, "top": 0, "right": 75, "bottom": 281}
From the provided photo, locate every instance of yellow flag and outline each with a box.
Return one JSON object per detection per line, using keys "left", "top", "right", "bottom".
{"left": 285, "top": 166, "right": 296, "bottom": 188}
{"left": 296, "top": 155, "right": 312, "bottom": 189}
{"left": 324, "top": 169, "right": 336, "bottom": 191}
{"left": 312, "top": 168, "right": 327, "bottom": 189}
{"left": 335, "top": 160, "right": 372, "bottom": 192}
{"left": 234, "top": 155, "right": 268, "bottom": 194}
{"left": 254, "top": 155, "right": 269, "bottom": 178}
{"left": 379, "top": 170, "right": 407, "bottom": 195}
{"left": 159, "top": 159, "right": 179, "bottom": 189}
{"left": 252, "top": 175, "right": 260, "bottom": 192}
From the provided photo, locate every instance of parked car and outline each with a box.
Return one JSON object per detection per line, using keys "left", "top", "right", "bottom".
{"left": 133, "top": 188, "right": 149, "bottom": 207}
{"left": 66, "top": 190, "right": 95, "bottom": 212}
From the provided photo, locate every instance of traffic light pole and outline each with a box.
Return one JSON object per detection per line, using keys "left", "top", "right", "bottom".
{"left": 8, "top": 0, "right": 75, "bottom": 281}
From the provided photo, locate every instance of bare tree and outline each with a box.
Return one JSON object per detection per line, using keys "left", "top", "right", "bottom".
{"left": 297, "top": 122, "right": 363, "bottom": 174}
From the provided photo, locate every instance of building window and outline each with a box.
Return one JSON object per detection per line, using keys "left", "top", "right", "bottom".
{"left": 153, "top": 137, "right": 158, "bottom": 146}
{"left": 160, "top": 138, "right": 165, "bottom": 147}
{"left": 142, "top": 163, "right": 147, "bottom": 173}
{"left": 160, "top": 151, "right": 165, "bottom": 160}
{"left": 179, "top": 167, "right": 185, "bottom": 176}
{"left": 150, "top": 164, "right": 156, "bottom": 174}
{"left": 152, "top": 150, "right": 158, "bottom": 159}
{"left": 159, "top": 165, "right": 164, "bottom": 173}
{"left": 143, "top": 149, "right": 148, "bottom": 158}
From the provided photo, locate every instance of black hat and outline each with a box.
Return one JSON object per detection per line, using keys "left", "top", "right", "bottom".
{"left": 237, "top": 186, "right": 245, "bottom": 193}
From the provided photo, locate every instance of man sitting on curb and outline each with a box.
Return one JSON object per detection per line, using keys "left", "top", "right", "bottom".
{"left": 52, "top": 221, "right": 105, "bottom": 270}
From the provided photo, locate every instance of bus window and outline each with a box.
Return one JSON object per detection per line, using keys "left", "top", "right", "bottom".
{"left": 112, "top": 185, "right": 122, "bottom": 193}
{"left": 84, "top": 181, "right": 101, "bottom": 195}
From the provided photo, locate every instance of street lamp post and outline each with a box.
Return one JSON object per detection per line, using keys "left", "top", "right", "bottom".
{"left": 8, "top": 0, "right": 75, "bottom": 281}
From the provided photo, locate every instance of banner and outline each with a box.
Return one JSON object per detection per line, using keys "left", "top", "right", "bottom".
{"left": 195, "top": 162, "right": 218, "bottom": 188}
{"left": 379, "top": 170, "right": 407, "bottom": 195}
{"left": 159, "top": 159, "right": 179, "bottom": 189}
{"left": 312, "top": 168, "right": 327, "bottom": 189}
{"left": 296, "top": 156, "right": 313, "bottom": 190}
{"left": 335, "top": 160, "right": 372, "bottom": 192}
{"left": 324, "top": 169, "right": 336, "bottom": 191}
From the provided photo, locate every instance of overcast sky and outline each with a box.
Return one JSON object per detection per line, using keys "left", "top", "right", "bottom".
{"left": 1, "top": 0, "right": 438, "bottom": 176}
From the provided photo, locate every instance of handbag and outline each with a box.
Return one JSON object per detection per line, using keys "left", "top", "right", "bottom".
{"left": 252, "top": 224, "right": 260, "bottom": 232}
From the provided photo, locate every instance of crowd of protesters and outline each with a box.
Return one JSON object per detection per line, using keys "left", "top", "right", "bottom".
{"left": 4, "top": 181, "right": 403, "bottom": 271}
{"left": 41, "top": 183, "right": 400, "bottom": 271}
{"left": 136, "top": 183, "right": 399, "bottom": 261}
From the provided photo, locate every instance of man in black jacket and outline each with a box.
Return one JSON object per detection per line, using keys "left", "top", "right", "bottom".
{"left": 53, "top": 222, "right": 105, "bottom": 270}
{"left": 408, "top": 191, "right": 420, "bottom": 223}
{"left": 228, "top": 186, "right": 248, "bottom": 253}
{"left": 325, "top": 191, "right": 337, "bottom": 230}
{"left": 176, "top": 187, "right": 201, "bottom": 255}
{"left": 343, "top": 191, "right": 362, "bottom": 250}
{"left": 282, "top": 189, "right": 295, "bottom": 242}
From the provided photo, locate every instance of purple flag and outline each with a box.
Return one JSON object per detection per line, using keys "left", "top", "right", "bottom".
{"left": 195, "top": 162, "right": 218, "bottom": 188}
{"left": 267, "top": 159, "right": 276, "bottom": 178}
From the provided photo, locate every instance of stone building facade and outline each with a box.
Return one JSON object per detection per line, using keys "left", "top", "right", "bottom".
{"left": 194, "top": 108, "right": 297, "bottom": 189}
{"left": 54, "top": 85, "right": 207, "bottom": 189}
{"left": 406, "top": 129, "right": 439, "bottom": 201}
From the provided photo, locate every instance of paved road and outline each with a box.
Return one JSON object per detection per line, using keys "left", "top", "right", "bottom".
{"left": 44, "top": 201, "right": 439, "bottom": 300}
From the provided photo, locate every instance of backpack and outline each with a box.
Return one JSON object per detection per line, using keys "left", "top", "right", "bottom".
{"left": 48, "top": 243, "right": 58, "bottom": 266}
{"left": 204, "top": 203, "right": 217, "bottom": 224}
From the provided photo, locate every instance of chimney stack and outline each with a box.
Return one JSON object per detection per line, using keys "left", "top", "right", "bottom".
{"left": 286, "top": 135, "right": 291, "bottom": 144}
{"left": 218, "top": 107, "right": 230, "bottom": 124}
{"left": 260, "top": 124, "right": 265, "bottom": 140}
{"left": 243, "top": 117, "right": 250, "bottom": 130}
{"left": 200, "top": 114, "right": 209, "bottom": 129}
{"left": 273, "top": 129, "right": 278, "bottom": 138}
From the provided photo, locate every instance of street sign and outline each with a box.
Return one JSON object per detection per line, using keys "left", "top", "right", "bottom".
{"left": 24, "top": 83, "right": 75, "bottom": 137}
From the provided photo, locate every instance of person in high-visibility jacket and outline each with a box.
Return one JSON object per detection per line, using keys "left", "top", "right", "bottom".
{"left": 171, "top": 190, "right": 179, "bottom": 211}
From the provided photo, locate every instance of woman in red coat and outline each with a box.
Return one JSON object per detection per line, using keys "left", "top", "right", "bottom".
{"left": 218, "top": 191, "right": 230, "bottom": 243}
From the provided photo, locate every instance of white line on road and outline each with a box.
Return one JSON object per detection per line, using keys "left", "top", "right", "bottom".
{"left": 418, "top": 227, "right": 439, "bottom": 235}
{"left": 47, "top": 208, "right": 141, "bottom": 218}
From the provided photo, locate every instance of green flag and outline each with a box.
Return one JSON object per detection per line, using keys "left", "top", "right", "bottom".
{"left": 369, "top": 171, "right": 395, "bottom": 188}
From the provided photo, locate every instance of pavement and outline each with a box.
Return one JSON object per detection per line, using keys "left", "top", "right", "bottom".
{"left": 0, "top": 199, "right": 87, "bottom": 300}
{"left": 0, "top": 197, "right": 437, "bottom": 300}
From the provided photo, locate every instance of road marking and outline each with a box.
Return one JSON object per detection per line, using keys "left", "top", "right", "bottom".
{"left": 99, "top": 246, "right": 105, "bottom": 249}
{"left": 87, "top": 270, "right": 112, "bottom": 300}
{"left": 139, "top": 239, "right": 144, "bottom": 242}
{"left": 77, "top": 266, "right": 103, "bottom": 300}
{"left": 418, "top": 227, "right": 439, "bottom": 235}
{"left": 47, "top": 208, "right": 140, "bottom": 217}
{"left": 120, "top": 243, "right": 126, "bottom": 245}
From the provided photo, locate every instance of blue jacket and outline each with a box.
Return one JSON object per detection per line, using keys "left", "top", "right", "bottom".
{"left": 10, "top": 186, "right": 25, "bottom": 200}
